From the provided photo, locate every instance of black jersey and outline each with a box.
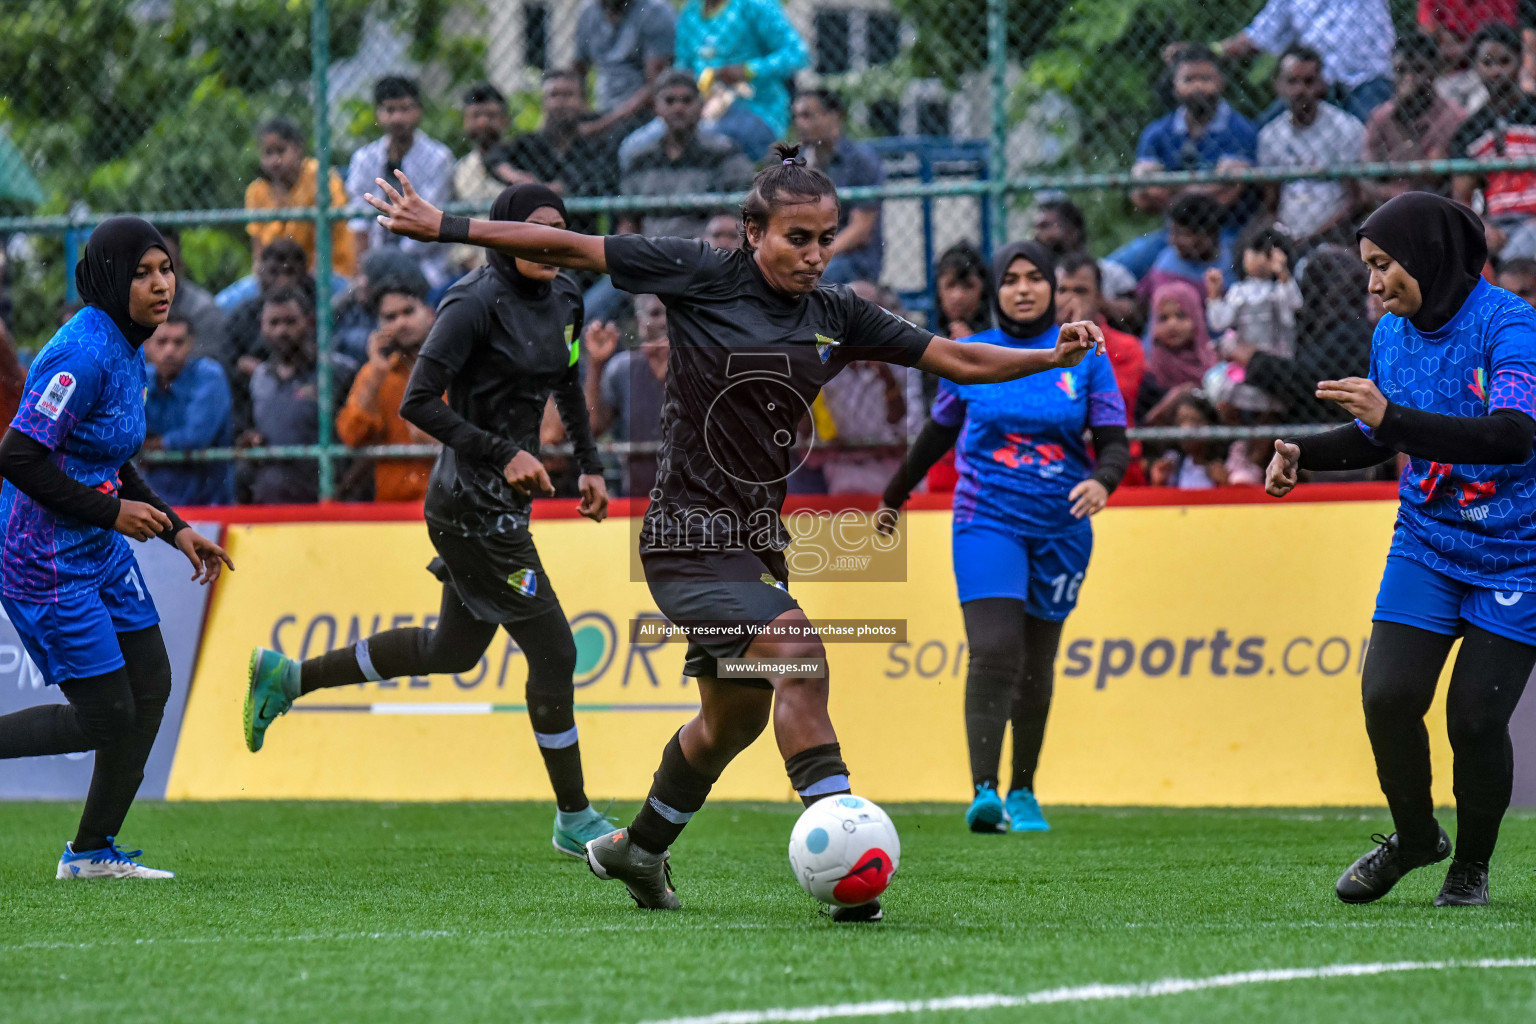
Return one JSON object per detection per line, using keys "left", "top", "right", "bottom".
{"left": 403, "top": 265, "right": 601, "bottom": 537}
{"left": 604, "top": 235, "right": 933, "bottom": 555}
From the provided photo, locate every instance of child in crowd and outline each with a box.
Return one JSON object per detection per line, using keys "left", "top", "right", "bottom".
{"left": 1205, "top": 226, "right": 1301, "bottom": 358}
{"left": 1204, "top": 227, "right": 1301, "bottom": 416}
{"left": 1135, "top": 279, "right": 1216, "bottom": 423}
{"left": 1146, "top": 389, "right": 1262, "bottom": 489}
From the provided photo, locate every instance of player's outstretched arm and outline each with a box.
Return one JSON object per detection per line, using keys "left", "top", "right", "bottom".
{"left": 917, "top": 321, "right": 1105, "bottom": 384}
{"left": 364, "top": 171, "right": 608, "bottom": 274}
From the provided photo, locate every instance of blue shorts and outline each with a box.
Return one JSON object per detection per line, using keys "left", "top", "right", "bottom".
{"left": 951, "top": 518, "right": 1093, "bottom": 621}
{"left": 0, "top": 559, "right": 160, "bottom": 687}
{"left": 1373, "top": 554, "right": 1536, "bottom": 646}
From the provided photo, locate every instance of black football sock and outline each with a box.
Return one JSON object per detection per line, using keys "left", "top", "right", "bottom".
{"left": 514, "top": 607, "right": 589, "bottom": 814}
{"left": 1008, "top": 617, "right": 1062, "bottom": 794}
{"left": 962, "top": 599, "right": 1027, "bottom": 791}
{"left": 628, "top": 730, "right": 718, "bottom": 854}
{"left": 300, "top": 585, "right": 497, "bottom": 695}
{"left": 786, "top": 742, "right": 850, "bottom": 807}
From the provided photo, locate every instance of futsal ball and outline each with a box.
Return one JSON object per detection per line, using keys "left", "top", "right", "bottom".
{"left": 787, "top": 794, "right": 900, "bottom": 907}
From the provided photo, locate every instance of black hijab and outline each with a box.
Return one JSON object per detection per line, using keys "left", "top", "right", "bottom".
{"left": 991, "top": 240, "right": 1057, "bottom": 339}
{"left": 74, "top": 216, "right": 170, "bottom": 347}
{"left": 1357, "top": 192, "right": 1486, "bottom": 334}
{"left": 488, "top": 184, "right": 569, "bottom": 299}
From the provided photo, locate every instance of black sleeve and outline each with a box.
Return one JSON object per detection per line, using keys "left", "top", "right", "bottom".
{"left": 1290, "top": 422, "right": 1396, "bottom": 471}
{"left": 399, "top": 354, "right": 520, "bottom": 468}
{"left": 603, "top": 235, "right": 715, "bottom": 299}
{"left": 554, "top": 361, "right": 604, "bottom": 476}
{"left": 118, "top": 460, "right": 189, "bottom": 545}
{"left": 1089, "top": 425, "right": 1130, "bottom": 493}
{"left": 0, "top": 429, "right": 120, "bottom": 530}
{"left": 1372, "top": 405, "right": 1536, "bottom": 465}
{"left": 881, "top": 417, "right": 961, "bottom": 509}
{"left": 844, "top": 295, "right": 934, "bottom": 369}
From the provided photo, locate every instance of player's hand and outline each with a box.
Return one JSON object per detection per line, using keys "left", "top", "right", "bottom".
{"left": 504, "top": 450, "right": 555, "bottom": 498}
{"left": 364, "top": 170, "right": 444, "bottom": 243}
{"left": 1068, "top": 478, "right": 1109, "bottom": 518}
{"left": 1265, "top": 439, "right": 1301, "bottom": 497}
{"left": 175, "top": 528, "right": 235, "bottom": 585}
{"left": 873, "top": 501, "right": 901, "bottom": 536}
{"left": 583, "top": 320, "right": 620, "bottom": 365}
{"left": 578, "top": 473, "right": 609, "bottom": 522}
{"left": 1053, "top": 320, "right": 1105, "bottom": 368}
{"left": 1316, "top": 377, "right": 1387, "bottom": 428}
{"left": 114, "top": 500, "right": 172, "bottom": 541}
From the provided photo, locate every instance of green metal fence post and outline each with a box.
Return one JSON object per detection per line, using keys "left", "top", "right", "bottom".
{"left": 311, "top": 0, "right": 336, "bottom": 501}
{"left": 987, "top": 0, "right": 1008, "bottom": 251}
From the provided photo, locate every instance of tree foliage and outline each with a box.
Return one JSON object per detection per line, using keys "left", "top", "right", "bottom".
{"left": 0, "top": 0, "right": 490, "bottom": 347}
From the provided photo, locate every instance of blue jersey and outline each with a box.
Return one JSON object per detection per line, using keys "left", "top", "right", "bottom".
{"left": 1362, "top": 278, "right": 1536, "bottom": 591}
{"left": 0, "top": 306, "right": 146, "bottom": 602}
{"left": 932, "top": 325, "right": 1127, "bottom": 534}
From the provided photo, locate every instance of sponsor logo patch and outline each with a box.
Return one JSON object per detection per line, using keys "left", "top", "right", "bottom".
{"left": 508, "top": 568, "right": 538, "bottom": 597}
{"left": 35, "top": 371, "right": 77, "bottom": 421}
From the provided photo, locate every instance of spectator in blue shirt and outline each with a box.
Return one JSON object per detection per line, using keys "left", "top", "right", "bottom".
{"left": 141, "top": 313, "right": 235, "bottom": 506}
{"left": 1110, "top": 46, "right": 1258, "bottom": 282}
{"left": 793, "top": 89, "right": 884, "bottom": 285}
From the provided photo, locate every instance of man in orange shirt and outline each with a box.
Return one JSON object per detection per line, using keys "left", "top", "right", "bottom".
{"left": 246, "top": 118, "right": 358, "bottom": 277}
{"left": 335, "top": 280, "right": 437, "bottom": 500}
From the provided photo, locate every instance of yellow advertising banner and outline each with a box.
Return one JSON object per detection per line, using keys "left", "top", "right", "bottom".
{"left": 169, "top": 499, "right": 1458, "bottom": 805}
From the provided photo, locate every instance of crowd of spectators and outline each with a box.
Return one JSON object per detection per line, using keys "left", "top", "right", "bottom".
{"left": 14, "top": 0, "right": 1536, "bottom": 503}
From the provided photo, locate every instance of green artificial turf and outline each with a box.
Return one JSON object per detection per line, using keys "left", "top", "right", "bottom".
{"left": 2, "top": 803, "right": 1534, "bottom": 1023}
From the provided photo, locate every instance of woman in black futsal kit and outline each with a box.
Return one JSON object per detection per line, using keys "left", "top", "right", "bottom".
{"left": 245, "top": 185, "right": 621, "bottom": 858}
{"left": 1267, "top": 193, "right": 1536, "bottom": 906}
{"left": 360, "top": 144, "right": 1104, "bottom": 920}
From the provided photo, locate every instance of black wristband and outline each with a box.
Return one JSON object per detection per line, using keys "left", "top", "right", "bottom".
{"left": 439, "top": 213, "right": 471, "bottom": 244}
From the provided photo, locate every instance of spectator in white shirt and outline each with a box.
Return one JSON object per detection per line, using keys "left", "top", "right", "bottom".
{"left": 344, "top": 76, "right": 456, "bottom": 287}
{"left": 1257, "top": 46, "right": 1366, "bottom": 247}
{"left": 1219, "top": 0, "right": 1395, "bottom": 122}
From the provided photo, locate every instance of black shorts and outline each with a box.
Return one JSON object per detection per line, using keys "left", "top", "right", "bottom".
{"left": 427, "top": 524, "right": 562, "bottom": 624}
{"left": 641, "top": 547, "right": 800, "bottom": 685}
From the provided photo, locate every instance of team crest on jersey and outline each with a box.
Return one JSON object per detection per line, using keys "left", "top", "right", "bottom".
{"left": 760, "top": 572, "right": 787, "bottom": 591}
{"left": 35, "top": 371, "right": 77, "bottom": 421}
{"left": 508, "top": 568, "right": 538, "bottom": 597}
{"left": 565, "top": 324, "right": 578, "bottom": 366}
{"left": 1056, "top": 372, "right": 1078, "bottom": 400}
{"left": 1470, "top": 368, "right": 1488, "bottom": 403}
{"left": 815, "top": 333, "right": 838, "bottom": 364}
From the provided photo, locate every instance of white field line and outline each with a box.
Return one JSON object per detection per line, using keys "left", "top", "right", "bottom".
{"left": 635, "top": 959, "right": 1536, "bottom": 1024}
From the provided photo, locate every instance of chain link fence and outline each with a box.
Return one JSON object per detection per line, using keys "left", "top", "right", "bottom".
{"left": 0, "top": 0, "right": 1530, "bottom": 500}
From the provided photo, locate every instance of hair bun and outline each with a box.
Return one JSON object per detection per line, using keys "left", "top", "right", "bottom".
{"left": 769, "top": 141, "right": 804, "bottom": 166}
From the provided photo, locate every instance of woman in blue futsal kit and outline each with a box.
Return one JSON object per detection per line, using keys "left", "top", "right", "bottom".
{"left": 878, "top": 242, "right": 1130, "bottom": 835}
{"left": 0, "top": 217, "right": 232, "bottom": 879}
{"left": 1267, "top": 192, "right": 1536, "bottom": 907}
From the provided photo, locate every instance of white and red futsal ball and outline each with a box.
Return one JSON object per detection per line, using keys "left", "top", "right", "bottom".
{"left": 787, "top": 794, "right": 900, "bottom": 907}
